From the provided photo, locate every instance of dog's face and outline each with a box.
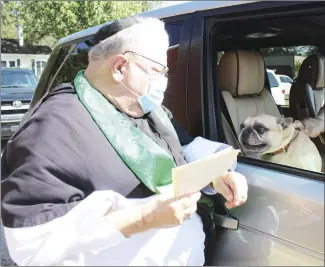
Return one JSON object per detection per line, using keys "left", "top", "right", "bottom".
{"left": 239, "top": 114, "right": 295, "bottom": 155}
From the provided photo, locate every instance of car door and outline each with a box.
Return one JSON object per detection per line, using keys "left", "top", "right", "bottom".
{"left": 184, "top": 1, "right": 324, "bottom": 266}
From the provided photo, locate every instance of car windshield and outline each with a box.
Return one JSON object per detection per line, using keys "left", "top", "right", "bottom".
{"left": 267, "top": 72, "right": 279, "bottom": 87}
{"left": 1, "top": 70, "right": 38, "bottom": 88}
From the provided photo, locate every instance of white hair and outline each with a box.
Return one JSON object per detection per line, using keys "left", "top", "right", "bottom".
{"left": 89, "top": 16, "right": 169, "bottom": 61}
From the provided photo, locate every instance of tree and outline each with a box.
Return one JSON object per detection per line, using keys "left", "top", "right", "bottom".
{"left": 293, "top": 60, "right": 302, "bottom": 78}
{"left": 261, "top": 46, "right": 318, "bottom": 57}
{"left": 1, "top": 1, "right": 163, "bottom": 47}
{"left": 294, "top": 46, "right": 318, "bottom": 57}
{"left": 1, "top": 1, "right": 22, "bottom": 39}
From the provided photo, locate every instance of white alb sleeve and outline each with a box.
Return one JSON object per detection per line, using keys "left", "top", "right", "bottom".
{"left": 4, "top": 190, "right": 131, "bottom": 266}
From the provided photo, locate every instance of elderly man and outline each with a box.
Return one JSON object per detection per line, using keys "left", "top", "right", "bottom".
{"left": 1, "top": 16, "right": 247, "bottom": 266}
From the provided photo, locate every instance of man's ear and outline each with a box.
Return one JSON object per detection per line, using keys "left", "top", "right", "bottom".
{"left": 276, "top": 117, "right": 294, "bottom": 129}
{"left": 111, "top": 55, "right": 128, "bottom": 83}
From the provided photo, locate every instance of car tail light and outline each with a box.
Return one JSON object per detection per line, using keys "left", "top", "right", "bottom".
{"left": 282, "top": 90, "right": 285, "bottom": 94}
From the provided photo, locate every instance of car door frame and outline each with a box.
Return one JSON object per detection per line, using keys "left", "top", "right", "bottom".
{"left": 161, "top": 14, "right": 193, "bottom": 132}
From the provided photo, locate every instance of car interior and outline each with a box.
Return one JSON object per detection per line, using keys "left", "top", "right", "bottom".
{"left": 210, "top": 13, "right": 325, "bottom": 173}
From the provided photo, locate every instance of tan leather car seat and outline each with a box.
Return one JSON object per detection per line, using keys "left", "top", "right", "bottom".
{"left": 218, "top": 50, "right": 280, "bottom": 137}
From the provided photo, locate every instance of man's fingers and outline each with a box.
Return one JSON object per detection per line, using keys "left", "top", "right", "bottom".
{"left": 217, "top": 179, "right": 234, "bottom": 203}
{"left": 229, "top": 172, "right": 248, "bottom": 204}
{"left": 213, "top": 172, "right": 234, "bottom": 202}
{"left": 225, "top": 196, "right": 247, "bottom": 209}
{"left": 225, "top": 201, "right": 235, "bottom": 209}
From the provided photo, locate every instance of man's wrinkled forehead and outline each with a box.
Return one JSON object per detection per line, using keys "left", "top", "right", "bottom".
{"left": 144, "top": 47, "right": 168, "bottom": 66}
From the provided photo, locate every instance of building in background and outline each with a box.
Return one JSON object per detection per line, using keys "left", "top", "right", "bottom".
{"left": 1, "top": 39, "right": 52, "bottom": 78}
{"left": 264, "top": 55, "right": 306, "bottom": 78}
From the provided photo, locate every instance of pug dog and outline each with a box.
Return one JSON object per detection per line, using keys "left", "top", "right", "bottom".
{"left": 239, "top": 114, "right": 322, "bottom": 172}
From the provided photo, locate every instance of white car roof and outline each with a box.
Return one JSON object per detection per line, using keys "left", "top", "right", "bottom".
{"left": 57, "top": 1, "right": 254, "bottom": 46}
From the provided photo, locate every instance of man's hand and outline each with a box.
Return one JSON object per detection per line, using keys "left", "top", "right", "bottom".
{"left": 212, "top": 171, "right": 248, "bottom": 209}
{"left": 141, "top": 192, "right": 202, "bottom": 229}
{"left": 109, "top": 191, "right": 202, "bottom": 237}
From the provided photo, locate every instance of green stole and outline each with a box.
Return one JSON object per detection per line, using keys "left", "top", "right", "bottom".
{"left": 74, "top": 70, "right": 177, "bottom": 194}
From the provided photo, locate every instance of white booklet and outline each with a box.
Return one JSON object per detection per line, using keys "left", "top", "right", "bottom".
{"left": 182, "top": 137, "right": 237, "bottom": 169}
{"left": 172, "top": 137, "right": 240, "bottom": 198}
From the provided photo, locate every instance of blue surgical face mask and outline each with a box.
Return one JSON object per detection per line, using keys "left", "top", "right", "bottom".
{"left": 121, "top": 71, "right": 168, "bottom": 114}
{"left": 137, "top": 77, "right": 168, "bottom": 114}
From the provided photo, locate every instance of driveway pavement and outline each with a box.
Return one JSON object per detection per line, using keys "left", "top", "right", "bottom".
{"left": 1, "top": 224, "right": 16, "bottom": 266}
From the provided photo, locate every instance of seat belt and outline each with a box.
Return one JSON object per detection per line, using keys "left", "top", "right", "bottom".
{"left": 218, "top": 92, "right": 245, "bottom": 155}
{"left": 221, "top": 112, "right": 245, "bottom": 155}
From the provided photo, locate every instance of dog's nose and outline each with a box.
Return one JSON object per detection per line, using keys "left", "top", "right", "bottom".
{"left": 241, "top": 128, "right": 251, "bottom": 140}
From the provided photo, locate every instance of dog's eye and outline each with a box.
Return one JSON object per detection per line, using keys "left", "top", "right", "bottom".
{"left": 240, "top": 123, "right": 245, "bottom": 130}
{"left": 256, "top": 126, "right": 265, "bottom": 134}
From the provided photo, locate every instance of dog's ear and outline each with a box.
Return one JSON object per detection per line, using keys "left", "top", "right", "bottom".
{"left": 276, "top": 117, "right": 293, "bottom": 129}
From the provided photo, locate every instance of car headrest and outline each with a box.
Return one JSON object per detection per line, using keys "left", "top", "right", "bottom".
{"left": 298, "top": 54, "right": 324, "bottom": 90}
{"left": 218, "top": 50, "right": 265, "bottom": 97}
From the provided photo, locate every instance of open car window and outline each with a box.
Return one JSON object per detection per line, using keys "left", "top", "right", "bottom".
{"left": 211, "top": 14, "right": 324, "bottom": 175}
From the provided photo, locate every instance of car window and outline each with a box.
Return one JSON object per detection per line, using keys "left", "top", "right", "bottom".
{"left": 267, "top": 72, "right": 279, "bottom": 87}
{"left": 261, "top": 45, "right": 318, "bottom": 108}
{"left": 51, "top": 41, "right": 92, "bottom": 88}
{"left": 1, "top": 70, "right": 38, "bottom": 89}
{"left": 286, "top": 77, "right": 293, "bottom": 83}
{"left": 211, "top": 14, "right": 323, "bottom": 175}
{"left": 262, "top": 46, "right": 318, "bottom": 77}
{"left": 164, "top": 21, "right": 183, "bottom": 47}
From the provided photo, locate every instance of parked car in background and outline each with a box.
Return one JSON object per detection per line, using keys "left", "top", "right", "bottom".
{"left": 267, "top": 69, "right": 286, "bottom": 106}
{"left": 278, "top": 74, "right": 293, "bottom": 84}
{"left": 278, "top": 74, "right": 293, "bottom": 106}
{"left": 1, "top": 68, "right": 37, "bottom": 140}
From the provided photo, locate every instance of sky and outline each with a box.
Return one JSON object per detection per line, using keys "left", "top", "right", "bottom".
{"left": 162, "top": 1, "right": 190, "bottom": 7}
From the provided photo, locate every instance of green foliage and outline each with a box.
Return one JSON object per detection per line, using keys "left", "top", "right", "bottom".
{"left": 1, "top": 0, "right": 22, "bottom": 38}
{"left": 293, "top": 60, "right": 302, "bottom": 78}
{"left": 1, "top": 1, "right": 163, "bottom": 47}
{"left": 261, "top": 46, "right": 318, "bottom": 57}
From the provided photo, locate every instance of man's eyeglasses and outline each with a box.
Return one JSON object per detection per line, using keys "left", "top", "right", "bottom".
{"left": 123, "top": 50, "right": 169, "bottom": 78}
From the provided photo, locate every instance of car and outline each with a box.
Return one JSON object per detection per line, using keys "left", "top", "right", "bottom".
{"left": 267, "top": 69, "right": 286, "bottom": 106}
{"left": 278, "top": 74, "right": 293, "bottom": 84}
{"left": 6, "top": 1, "right": 324, "bottom": 266}
{"left": 1, "top": 68, "right": 38, "bottom": 140}
{"left": 277, "top": 74, "right": 293, "bottom": 105}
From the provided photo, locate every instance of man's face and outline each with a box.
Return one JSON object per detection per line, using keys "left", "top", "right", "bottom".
{"left": 123, "top": 47, "right": 168, "bottom": 97}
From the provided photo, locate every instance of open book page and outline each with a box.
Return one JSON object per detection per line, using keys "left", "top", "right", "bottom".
{"left": 182, "top": 137, "right": 237, "bottom": 171}
{"left": 173, "top": 149, "right": 240, "bottom": 198}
